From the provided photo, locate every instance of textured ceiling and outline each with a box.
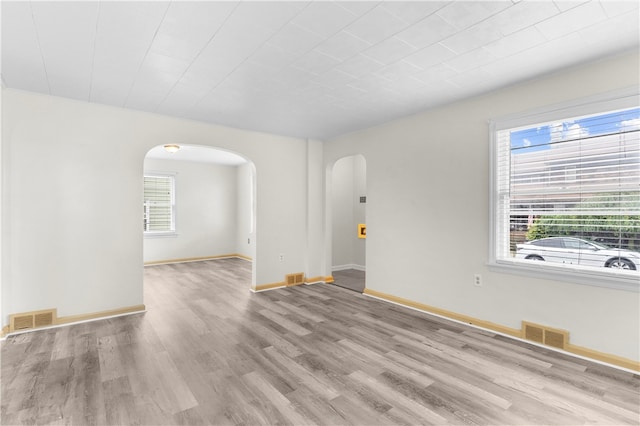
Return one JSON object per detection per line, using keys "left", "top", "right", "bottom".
{"left": 2, "top": 1, "right": 638, "bottom": 140}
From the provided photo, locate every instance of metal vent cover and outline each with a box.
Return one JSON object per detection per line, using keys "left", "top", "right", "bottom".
{"left": 524, "top": 323, "right": 544, "bottom": 344}
{"left": 10, "top": 309, "right": 57, "bottom": 332}
{"left": 544, "top": 329, "right": 567, "bottom": 349}
{"left": 285, "top": 273, "right": 305, "bottom": 286}
{"left": 522, "top": 321, "right": 568, "bottom": 350}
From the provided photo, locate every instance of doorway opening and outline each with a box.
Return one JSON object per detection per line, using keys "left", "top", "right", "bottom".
{"left": 142, "top": 144, "right": 256, "bottom": 293}
{"left": 330, "top": 154, "right": 366, "bottom": 292}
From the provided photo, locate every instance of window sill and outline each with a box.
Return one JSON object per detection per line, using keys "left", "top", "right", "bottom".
{"left": 144, "top": 232, "right": 178, "bottom": 239}
{"left": 489, "top": 260, "right": 640, "bottom": 292}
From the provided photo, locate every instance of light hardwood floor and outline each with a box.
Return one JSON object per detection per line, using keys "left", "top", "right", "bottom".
{"left": 2, "top": 258, "right": 639, "bottom": 425}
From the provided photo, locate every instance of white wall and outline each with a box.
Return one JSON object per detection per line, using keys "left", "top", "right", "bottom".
{"left": 143, "top": 158, "right": 241, "bottom": 263}
{"left": 305, "top": 139, "right": 326, "bottom": 279}
{"left": 324, "top": 51, "right": 640, "bottom": 362}
{"left": 331, "top": 155, "right": 366, "bottom": 270}
{"left": 236, "top": 162, "right": 255, "bottom": 260}
{"left": 353, "top": 155, "right": 366, "bottom": 268}
{"left": 1, "top": 88, "right": 311, "bottom": 322}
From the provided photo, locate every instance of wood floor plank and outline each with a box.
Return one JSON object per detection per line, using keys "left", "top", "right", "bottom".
{"left": 2, "top": 258, "right": 639, "bottom": 425}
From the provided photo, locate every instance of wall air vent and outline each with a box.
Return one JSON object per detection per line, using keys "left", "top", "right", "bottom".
{"left": 10, "top": 309, "right": 57, "bottom": 332}
{"left": 522, "top": 321, "right": 568, "bottom": 350}
{"left": 524, "top": 323, "right": 544, "bottom": 343}
{"left": 544, "top": 329, "right": 568, "bottom": 349}
{"left": 285, "top": 273, "right": 305, "bottom": 286}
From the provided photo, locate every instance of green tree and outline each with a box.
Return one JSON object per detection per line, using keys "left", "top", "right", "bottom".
{"left": 524, "top": 193, "right": 640, "bottom": 250}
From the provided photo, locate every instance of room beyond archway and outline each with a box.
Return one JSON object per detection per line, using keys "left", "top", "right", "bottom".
{"left": 142, "top": 144, "right": 256, "bottom": 289}
{"left": 330, "top": 154, "right": 366, "bottom": 292}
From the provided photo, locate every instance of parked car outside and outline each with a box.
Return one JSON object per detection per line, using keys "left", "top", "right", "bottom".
{"left": 515, "top": 237, "right": 639, "bottom": 271}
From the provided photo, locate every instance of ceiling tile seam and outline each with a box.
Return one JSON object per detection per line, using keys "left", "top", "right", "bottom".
{"left": 600, "top": 1, "right": 639, "bottom": 19}
{"left": 532, "top": 3, "right": 609, "bottom": 44}
{"left": 358, "top": 38, "right": 419, "bottom": 67}
{"left": 250, "top": 7, "right": 372, "bottom": 79}
{"left": 318, "top": 37, "right": 420, "bottom": 85}
{"left": 380, "top": 1, "right": 451, "bottom": 26}
{"left": 431, "top": 2, "right": 570, "bottom": 57}
{"left": 186, "top": 3, "right": 317, "bottom": 112}
{"left": 291, "top": 6, "right": 359, "bottom": 42}
{"left": 332, "top": 1, "right": 380, "bottom": 17}
{"left": 87, "top": 1, "right": 102, "bottom": 103}
{"left": 532, "top": 1, "right": 620, "bottom": 42}
{"left": 500, "top": 18, "right": 554, "bottom": 44}
{"left": 442, "top": 26, "right": 550, "bottom": 75}
{"left": 422, "top": 0, "right": 562, "bottom": 56}
{"left": 188, "top": 2, "right": 340, "bottom": 116}
{"left": 337, "top": 3, "right": 516, "bottom": 74}
{"left": 477, "top": 26, "right": 550, "bottom": 69}
{"left": 389, "top": 41, "right": 459, "bottom": 78}
{"left": 495, "top": 6, "right": 561, "bottom": 39}
{"left": 305, "top": 4, "right": 430, "bottom": 67}
{"left": 153, "top": 1, "right": 242, "bottom": 114}
{"left": 575, "top": 2, "right": 619, "bottom": 37}
{"left": 552, "top": 0, "right": 584, "bottom": 14}
{"left": 28, "top": 0, "right": 51, "bottom": 95}
{"left": 121, "top": 1, "right": 172, "bottom": 109}
{"left": 434, "top": 2, "right": 513, "bottom": 33}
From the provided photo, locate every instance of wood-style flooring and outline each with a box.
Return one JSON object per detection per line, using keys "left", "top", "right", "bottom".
{"left": 2, "top": 258, "right": 639, "bottom": 425}
{"left": 332, "top": 269, "right": 365, "bottom": 293}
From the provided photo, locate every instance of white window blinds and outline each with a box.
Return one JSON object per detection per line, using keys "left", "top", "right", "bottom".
{"left": 494, "top": 106, "right": 640, "bottom": 269}
{"left": 144, "top": 175, "right": 175, "bottom": 233}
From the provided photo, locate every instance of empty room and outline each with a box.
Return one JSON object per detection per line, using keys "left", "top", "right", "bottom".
{"left": 1, "top": 1, "right": 639, "bottom": 425}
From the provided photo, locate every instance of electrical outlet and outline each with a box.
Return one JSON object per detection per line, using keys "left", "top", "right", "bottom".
{"left": 279, "top": 253, "right": 284, "bottom": 262}
{"left": 474, "top": 274, "right": 482, "bottom": 287}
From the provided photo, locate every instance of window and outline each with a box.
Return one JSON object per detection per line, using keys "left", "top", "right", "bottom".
{"left": 143, "top": 174, "right": 175, "bottom": 234}
{"left": 491, "top": 93, "right": 640, "bottom": 288}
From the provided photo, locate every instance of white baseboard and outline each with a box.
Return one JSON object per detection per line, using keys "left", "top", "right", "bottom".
{"left": 332, "top": 264, "right": 366, "bottom": 272}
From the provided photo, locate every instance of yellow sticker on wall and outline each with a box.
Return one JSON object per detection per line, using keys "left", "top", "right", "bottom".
{"left": 358, "top": 224, "right": 366, "bottom": 239}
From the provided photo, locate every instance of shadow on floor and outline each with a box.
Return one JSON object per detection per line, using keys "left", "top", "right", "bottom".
{"left": 332, "top": 269, "right": 365, "bottom": 293}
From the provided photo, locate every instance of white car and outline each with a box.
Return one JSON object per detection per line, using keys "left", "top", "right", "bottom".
{"left": 515, "top": 237, "right": 639, "bottom": 271}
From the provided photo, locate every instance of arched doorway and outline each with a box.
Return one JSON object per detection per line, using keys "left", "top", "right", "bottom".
{"left": 142, "top": 144, "right": 256, "bottom": 289}
{"left": 330, "top": 154, "right": 366, "bottom": 292}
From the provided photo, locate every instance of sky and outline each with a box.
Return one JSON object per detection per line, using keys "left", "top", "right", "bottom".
{"left": 511, "top": 106, "right": 640, "bottom": 153}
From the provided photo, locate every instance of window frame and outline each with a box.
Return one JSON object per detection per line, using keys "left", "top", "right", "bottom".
{"left": 489, "top": 87, "right": 639, "bottom": 292}
{"left": 143, "top": 172, "right": 177, "bottom": 238}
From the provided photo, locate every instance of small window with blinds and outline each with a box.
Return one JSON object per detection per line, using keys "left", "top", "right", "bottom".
{"left": 492, "top": 100, "right": 639, "bottom": 283}
{"left": 143, "top": 174, "right": 175, "bottom": 234}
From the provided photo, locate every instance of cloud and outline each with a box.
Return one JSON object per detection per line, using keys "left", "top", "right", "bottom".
{"left": 622, "top": 117, "right": 640, "bottom": 131}
{"left": 565, "top": 123, "right": 589, "bottom": 140}
{"left": 549, "top": 121, "right": 589, "bottom": 141}
{"left": 523, "top": 138, "right": 531, "bottom": 147}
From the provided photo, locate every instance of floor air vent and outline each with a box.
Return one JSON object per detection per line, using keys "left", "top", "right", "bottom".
{"left": 285, "top": 273, "right": 305, "bottom": 286}
{"left": 522, "top": 321, "right": 568, "bottom": 350}
{"left": 10, "top": 309, "right": 57, "bottom": 332}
